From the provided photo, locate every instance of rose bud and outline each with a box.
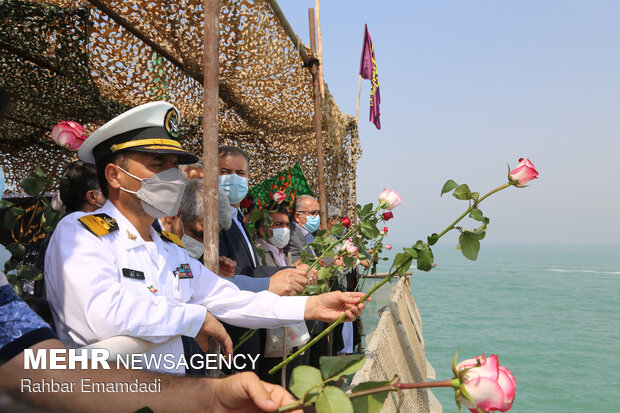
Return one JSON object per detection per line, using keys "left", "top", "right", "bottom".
{"left": 385, "top": 244, "right": 392, "bottom": 250}
{"left": 272, "top": 190, "right": 287, "bottom": 204}
{"left": 382, "top": 211, "right": 394, "bottom": 221}
{"left": 383, "top": 227, "right": 388, "bottom": 233}
{"left": 378, "top": 187, "right": 402, "bottom": 210}
{"left": 457, "top": 354, "right": 516, "bottom": 412}
{"left": 340, "top": 216, "right": 351, "bottom": 228}
{"left": 51, "top": 121, "right": 87, "bottom": 151}
{"left": 509, "top": 158, "right": 538, "bottom": 187}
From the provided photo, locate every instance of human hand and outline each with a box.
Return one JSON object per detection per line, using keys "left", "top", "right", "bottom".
{"left": 218, "top": 256, "right": 237, "bottom": 277}
{"left": 304, "top": 291, "right": 368, "bottom": 323}
{"left": 195, "top": 312, "right": 233, "bottom": 355}
{"left": 268, "top": 268, "right": 308, "bottom": 296}
{"left": 207, "top": 372, "right": 300, "bottom": 413}
{"left": 295, "top": 263, "right": 318, "bottom": 285}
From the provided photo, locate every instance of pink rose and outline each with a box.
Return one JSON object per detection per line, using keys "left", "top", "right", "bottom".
{"left": 509, "top": 158, "right": 538, "bottom": 187}
{"left": 343, "top": 239, "right": 358, "bottom": 256}
{"left": 457, "top": 354, "right": 516, "bottom": 412}
{"left": 340, "top": 216, "right": 351, "bottom": 228}
{"left": 383, "top": 226, "right": 388, "bottom": 233}
{"left": 378, "top": 188, "right": 402, "bottom": 210}
{"left": 382, "top": 211, "right": 394, "bottom": 221}
{"left": 272, "top": 191, "right": 287, "bottom": 204}
{"left": 51, "top": 121, "right": 87, "bottom": 151}
{"left": 385, "top": 244, "right": 392, "bottom": 250}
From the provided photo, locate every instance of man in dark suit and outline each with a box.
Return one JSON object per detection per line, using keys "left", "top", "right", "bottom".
{"left": 286, "top": 195, "right": 321, "bottom": 263}
{"left": 217, "top": 146, "right": 315, "bottom": 375}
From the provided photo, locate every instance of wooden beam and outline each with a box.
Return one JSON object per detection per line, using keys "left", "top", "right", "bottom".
{"left": 202, "top": 0, "right": 220, "bottom": 274}
{"left": 267, "top": 0, "right": 313, "bottom": 65}
{"left": 308, "top": 9, "right": 327, "bottom": 233}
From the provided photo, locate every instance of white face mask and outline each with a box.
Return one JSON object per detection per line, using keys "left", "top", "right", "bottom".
{"left": 269, "top": 227, "right": 290, "bottom": 249}
{"left": 218, "top": 173, "right": 249, "bottom": 205}
{"left": 181, "top": 220, "right": 204, "bottom": 259}
{"left": 117, "top": 166, "right": 186, "bottom": 218}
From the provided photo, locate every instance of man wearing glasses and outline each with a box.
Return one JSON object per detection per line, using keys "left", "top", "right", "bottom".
{"left": 286, "top": 195, "right": 321, "bottom": 265}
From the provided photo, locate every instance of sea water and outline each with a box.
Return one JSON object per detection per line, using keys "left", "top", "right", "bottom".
{"left": 360, "top": 244, "right": 620, "bottom": 412}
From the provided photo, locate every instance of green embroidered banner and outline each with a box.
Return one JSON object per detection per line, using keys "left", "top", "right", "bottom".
{"left": 248, "top": 163, "right": 314, "bottom": 208}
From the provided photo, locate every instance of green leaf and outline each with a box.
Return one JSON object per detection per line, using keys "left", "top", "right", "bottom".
{"left": 316, "top": 386, "right": 353, "bottom": 413}
{"left": 34, "top": 165, "right": 46, "bottom": 178}
{"left": 4, "top": 259, "right": 18, "bottom": 273}
{"left": 317, "top": 267, "right": 332, "bottom": 280}
{"left": 453, "top": 184, "right": 472, "bottom": 201}
{"left": 330, "top": 223, "right": 346, "bottom": 236}
{"left": 469, "top": 209, "right": 484, "bottom": 222}
{"left": 0, "top": 199, "right": 14, "bottom": 209}
{"left": 5, "top": 243, "right": 26, "bottom": 260}
{"left": 289, "top": 365, "right": 323, "bottom": 399}
{"left": 403, "top": 247, "right": 418, "bottom": 259}
{"left": 21, "top": 175, "right": 45, "bottom": 198}
{"left": 416, "top": 246, "right": 434, "bottom": 271}
{"left": 43, "top": 209, "right": 61, "bottom": 231}
{"left": 471, "top": 192, "right": 480, "bottom": 202}
{"left": 458, "top": 230, "right": 486, "bottom": 260}
{"left": 359, "top": 221, "right": 380, "bottom": 239}
{"left": 320, "top": 354, "right": 366, "bottom": 380}
{"left": 360, "top": 203, "right": 373, "bottom": 219}
{"left": 427, "top": 233, "right": 439, "bottom": 246}
{"left": 351, "top": 381, "right": 391, "bottom": 413}
{"left": 413, "top": 240, "right": 425, "bottom": 250}
{"left": 3, "top": 210, "right": 18, "bottom": 230}
{"left": 17, "top": 265, "right": 43, "bottom": 281}
{"left": 304, "top": 284, "right": 324, "bottom": 295}
{"left": 391, "top": 252, "right": 414, "bottom": 276}
{"left": 441, "top": 179, "right": 459, "bottom": 196}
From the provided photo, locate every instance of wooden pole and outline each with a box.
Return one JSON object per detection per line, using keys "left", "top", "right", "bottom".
{"left": 308, "top": 9, "right": 328, "bottom": 233}
{"left": 203, "top": 0, "right": 219, "bottom": 275}
{"left": 309, "top": 8, "right": 332, "bottom": 357}
{"left": 314, "top": 0, "right": 325, "bottom": 99}
{"left": 355, "top": 74, "right": 362, "bottom": 124}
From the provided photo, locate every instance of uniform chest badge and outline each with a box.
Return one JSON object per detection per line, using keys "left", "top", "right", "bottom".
{"left": 122, "top": 268, "right": 145, "bottom": 280}
{"left": 174, "top": 264, "right": 193, "bottom": 279}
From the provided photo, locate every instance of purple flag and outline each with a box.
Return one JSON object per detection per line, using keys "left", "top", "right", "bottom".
{"left": 359, "top": 24, "right": 381, "bottom": 130}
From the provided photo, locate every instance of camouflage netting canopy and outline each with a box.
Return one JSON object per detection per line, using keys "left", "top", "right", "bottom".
{"left": 0, "top": 0, "right": 361, "bottom": 214}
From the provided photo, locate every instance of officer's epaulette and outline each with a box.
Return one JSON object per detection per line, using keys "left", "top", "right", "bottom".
{"left": 158, "top": 230, "right": 185, "bottom": 249}
{"left": 78, "top": 213, "right": 119, "bottom": 237}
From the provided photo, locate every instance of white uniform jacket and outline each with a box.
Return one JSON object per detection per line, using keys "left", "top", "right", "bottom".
{"left": 45, "top": 201, "right": 308, "bottom": 372}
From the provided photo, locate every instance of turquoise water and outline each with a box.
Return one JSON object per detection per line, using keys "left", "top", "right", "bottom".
{"left": 360, "top": 244, "right": 620, "bottom": 412}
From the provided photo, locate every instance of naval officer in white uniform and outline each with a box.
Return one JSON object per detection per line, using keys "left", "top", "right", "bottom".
{"left": 44, "top": 102, "right": 366, "bottom": 374}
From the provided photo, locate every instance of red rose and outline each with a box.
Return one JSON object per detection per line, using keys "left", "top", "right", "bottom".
{"left": 382, "top": 211, "right": 394, "bottom": 221}
{"left": 240, "top": 198, "right": 252, "bottom": 209}
{"left": 340, "top": 216, "right": 351, "bottom": 227}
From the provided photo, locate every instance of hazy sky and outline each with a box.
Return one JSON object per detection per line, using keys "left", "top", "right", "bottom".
{"left": 279, "top": 0, "right": 620, "bottom": 246}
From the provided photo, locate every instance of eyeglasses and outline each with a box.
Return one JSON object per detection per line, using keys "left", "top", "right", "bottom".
{"left": 298, "top": 210, "right": 321, "bottom": 217}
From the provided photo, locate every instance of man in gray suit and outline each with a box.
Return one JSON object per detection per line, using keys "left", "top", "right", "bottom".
{"left": 286, "top": 195, "right": 321, "bottom": 263}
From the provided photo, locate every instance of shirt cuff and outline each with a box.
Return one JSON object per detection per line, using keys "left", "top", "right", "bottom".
{"left": 275, "top": 295, "right": 309, "bottom": 324}
{"left": 182, "top": 303, "right": 207, "bottom": 338}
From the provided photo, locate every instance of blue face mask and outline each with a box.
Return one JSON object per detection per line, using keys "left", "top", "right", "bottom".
{"left": 0, "top": 166, "right": 4, "bottom": 197}
{"left": 218, "top": 173, "right": 249, "bottom": 205}
{"left": 304, "top": 214, "right": 320, "bottom": 233}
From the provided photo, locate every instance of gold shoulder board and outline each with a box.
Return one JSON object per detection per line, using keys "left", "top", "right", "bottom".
{"left": 159, "top": 230, "right": 185, "bottom": 249}
{"left": 78, "top": 214, "right": 119, "bottom": 237}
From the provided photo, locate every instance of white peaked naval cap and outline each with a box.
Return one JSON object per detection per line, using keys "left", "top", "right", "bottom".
{"left": 78, "top": 102, "right": 198, "bottom": 165}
